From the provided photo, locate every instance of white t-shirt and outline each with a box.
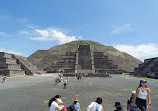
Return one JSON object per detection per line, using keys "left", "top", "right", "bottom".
{"left": 50, "top": 101, "right": 58, "bottom": 111}
{"left": 87, "top": 102, "right": 103, "bottom": 111}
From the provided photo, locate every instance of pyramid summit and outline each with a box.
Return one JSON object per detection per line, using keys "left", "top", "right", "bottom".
{"left": 28, "top": 40, "right": 142, "bottom": 75}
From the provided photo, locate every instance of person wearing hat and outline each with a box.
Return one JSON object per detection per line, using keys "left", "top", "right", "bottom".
{"left": 48, "top": 95, "right": 65, "bottom": 111}
{"left": 127, "top": 91, "right": 139, "bottom": 111}
{"left": 113, "top": 102, "right": 125, "bottom": 111}
{"left": 133, "top": 80, "right": 151, "bottom": 111}
{"left": 68, "top": 97, "right": 80, "bottom": 111}
{"left": 87, "top": 97, "right": 103, "bottom": 111}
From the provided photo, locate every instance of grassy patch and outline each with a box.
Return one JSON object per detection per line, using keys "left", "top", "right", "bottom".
{"left": 135, "top": 77, "right": 158, "bottom": 81}
{"left": 52, "top": 88, "right": 62, "bottom": 91}
{"left": 120, "top": 89, "right": 136, "bottom": 91}
{"left": 61, "top": 97, "right": 67, "bottom": 99}
{"left": 156, "top": 95, "right": 158, "bottom": 98}
{"left": 44, "top": 100, "right": 49, "bottom": 104}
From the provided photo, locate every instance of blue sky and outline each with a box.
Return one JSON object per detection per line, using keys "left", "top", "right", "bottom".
{"left": 0, "top": 0, "right": 158, "bottom": 61}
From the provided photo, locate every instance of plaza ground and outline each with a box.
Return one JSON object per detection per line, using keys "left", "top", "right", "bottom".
{"left": 0, "top": 74, "right": 157, "bottom": 111}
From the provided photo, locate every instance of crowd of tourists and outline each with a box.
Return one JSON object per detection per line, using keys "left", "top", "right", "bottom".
{"left": 55, "top": 73, "right": 87, "bottom": 88}
{"left": 49, "top": 79, "right": 151, "bottom": 111}
{"left": 55, "top": 73, "right": 70, "bottom": 89}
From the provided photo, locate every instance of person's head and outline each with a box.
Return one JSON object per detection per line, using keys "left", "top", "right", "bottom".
{"left": 113, "top": 102, "right": 123, "bottom": 110}
{"left": 131, "top": 91, "right": 136, "bottom": 98}
{"left": 55, "top": 95, "right": 63, "bottom": 104}
{"left": 73, "top": 97, "right": 79, "bottom": 104}
{"left": 95, "top": 97, "right": 102, "bottom": 104}
{"left": 138, "top": 79, "right": 147, "bottom": 88}
{"left": 48, "top": 95, "right": 62, "bottom": 107}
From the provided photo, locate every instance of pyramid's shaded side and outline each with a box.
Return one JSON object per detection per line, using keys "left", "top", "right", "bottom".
{"left": 27, "top": 41, "right": 142, "bottom": 73}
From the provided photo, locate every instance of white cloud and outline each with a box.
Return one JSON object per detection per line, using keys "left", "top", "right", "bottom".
{"left": 0, "top": 32, "right": 12, "bottom": 37}
{"left": 23, "top": 28, "right": 77, "bottom": 44}
{"left": 114, "top": 44, "right": 158, "bottom": 60}
{"left": 0, "top": 48, "right": 23, "bottom": 56}
{"left": 111, "top": 24, "right": 131, "bottom": 34}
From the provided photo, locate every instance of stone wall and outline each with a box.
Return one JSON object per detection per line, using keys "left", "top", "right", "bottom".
{"left": 0, "top": 52, "right": 25, "bottom": 76}
{"left": 132, "top": 57, "right": 158, "bottom": 78}
{"left": 44, "top": 52, "right": 76, "bottom": 73}
{"left": 0, "top": 52, "right": 39, "bottom": 76}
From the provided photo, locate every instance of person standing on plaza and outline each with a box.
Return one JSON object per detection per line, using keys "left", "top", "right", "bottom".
{"left": 2, "top": 75, "right": 7, "bottom": 83}
{"left": 133, "top": 80, "right": 151, "bottom": 111}
{"left": 66, "top": 75, "right": 69, "bottom": 85}
{"left": 64, "top": 79, "right": 67, "bottom": 89}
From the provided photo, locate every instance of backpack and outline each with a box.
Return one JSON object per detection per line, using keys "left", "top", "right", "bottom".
{"left": 129, "top": 97, "right": 139, "bottom": 111}
{"left": 67, "top": 104, "right": 75, "bottom": 111}
{"left": 95, "top": 104, "right": 100, "bottom": 111}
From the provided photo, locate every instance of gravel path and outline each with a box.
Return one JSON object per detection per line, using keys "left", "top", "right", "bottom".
{"left": 0, "top": 74, "right": 157, "bottom": 111}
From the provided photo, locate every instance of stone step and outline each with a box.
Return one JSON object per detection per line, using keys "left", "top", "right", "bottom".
{"left": 0, "top": 52, "right": 13, "bottom": 58}
{"left": 0, "top": 58, "right": 16, "bottom": 64}
{"left": 0, "top": 69, "right": 25, "bottom": 76}
{"left": 95, "top": 69, "right": 125, "bottom": 74}
{"left": 0, "top": 64, "right": 21, "bottom": 70}
{"left": 55, "top": 62, "right": 75, "bottom": 64}
{"left": 0, "top": 58, "right": 17, "bottom": 64}
{"left": 95, "top": 66, "right": 117, "bottom": 69}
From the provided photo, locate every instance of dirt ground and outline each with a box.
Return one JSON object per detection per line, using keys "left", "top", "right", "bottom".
{"left": 0, "top": 74, "right": 157, "bottom": 111}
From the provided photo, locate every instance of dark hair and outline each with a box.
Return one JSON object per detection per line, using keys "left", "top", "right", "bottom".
{"left": 48, "top": 95, "right": 61, "bottom": 107}
{"left": 138, "top": 83, "right": 148, "bottom": 88}
{"left": 96, "top": 97, "right": 102, "bottom": 104}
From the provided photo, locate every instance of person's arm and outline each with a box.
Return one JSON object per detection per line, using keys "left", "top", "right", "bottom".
{"left": 55, "top": 105, "right": 64, "bottom": 111}
{"left": 133, "top": 88, "right": 139, "bottom": 107}
{"left": 76, "top": 103, "right": 80, "bottom": 111}
{"left": 147, "top": 88, "right": 151, "bottom": 109}
{"left": 87, "top": 102, "right": 94, "bottom": 111}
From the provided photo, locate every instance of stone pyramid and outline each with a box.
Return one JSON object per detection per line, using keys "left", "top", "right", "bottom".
{"left": 28, "top": 40, "right": 142, "bottom": 76}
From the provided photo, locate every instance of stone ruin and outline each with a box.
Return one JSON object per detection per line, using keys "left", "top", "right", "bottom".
{"left": 28, "top": 41, "right": 142, "bottom": 77}
{"left": 132, "top": 57, "right": 158, "bottom": 79}
{"left": 44, "top": 45, "right": 125, "bottom": 76}
{"left": 0, "top": 41, "right": 142, "bottom": 77}
{"left": 0, "top": 52, "right": 38, "bottom": 76}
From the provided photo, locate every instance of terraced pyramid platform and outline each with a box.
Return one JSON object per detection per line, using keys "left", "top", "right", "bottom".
{"left": 0, "top": 52, "right": 38, "bottom": 76}
{"left": 28, "top": 41, "right": 142, "bottom": 76}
